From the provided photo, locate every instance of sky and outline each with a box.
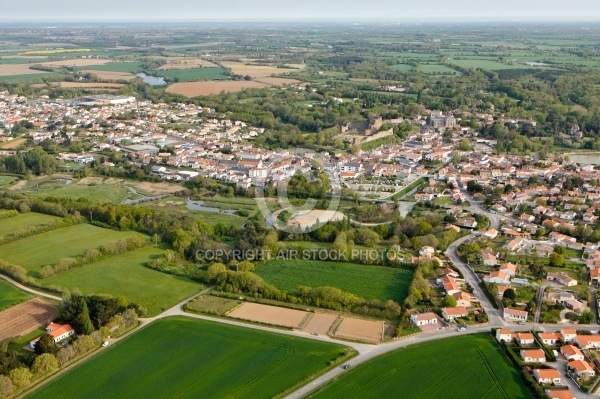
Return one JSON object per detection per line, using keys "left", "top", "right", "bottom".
{"left": 2, "top": 0, "right": 600, "bottom": 22}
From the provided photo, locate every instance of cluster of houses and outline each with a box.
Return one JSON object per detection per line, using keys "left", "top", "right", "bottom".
{"left": 497, "top": 328, "right": 600, "bottom": 398}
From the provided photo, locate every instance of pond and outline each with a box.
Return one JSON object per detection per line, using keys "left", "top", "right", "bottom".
{"left": 135, "top": 73, "right": 166, "bottom": 86}
{"left": 568, "top": 153, "right": 600, "bottom": 165}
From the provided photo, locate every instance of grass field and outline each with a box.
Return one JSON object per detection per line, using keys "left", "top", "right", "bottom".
{"left": 0, "top": 212, "right": 59, "bottom": 239}
{"left": 151, "top": 67, "right": 229, "bottom": 82}
{"left": 416, "top": 64, "right": 461, "bottom": 75}
{"left": 28, "top": 317, "right": 351, "bottom": 399}
{"left": 0, "top": 224, "right": 143, "bottom": 274}
{"left": 37, "top": 246, "right": 201, "bottom": 315}
{"left": 256, "top": 260, "right": 413, "bottom": 303}
{"left": 21, "top": 181, "right": 139, "bottom": 203}
{"left": 0, "top": 175, "right": 17, "bottom": 186}
{"left": 310, "top": 334, "right": 531, "bottom": 399}
{"left": 0, "top": 279, "right": 32, "bottom": 311}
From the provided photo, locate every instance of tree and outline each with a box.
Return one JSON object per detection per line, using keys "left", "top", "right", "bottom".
{"left": 503, "top": 288, "right": 516, "bottom": 300}
{"left": 34, "top": 333, "right": 57, "bottom": 355}
{"left": 549, "top": 252, "right": 564, "bottom": 267}
{"left": 0, "top": 376, "right": 13, "bottom": 399}
{"left": 74, "top": 298, "right": 94, "bottom": 335}
{"left": 8, "top": 367, "right": 32, "bottom": 391}
{"left": 581, "top": 310, "right": 594, "bottom": 324}
{"left": 441, "top": 295, "right": 457, "bottom": 307}
{"left": 31, "top": 353, "right": 58, "bottom": 377}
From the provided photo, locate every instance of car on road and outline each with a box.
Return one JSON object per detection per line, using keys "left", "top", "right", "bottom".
{"left": 518, "top": 321, "right": 526, "bottom": 325}
{"left": 341, "top": 364, "right": 351, "bottom": 370}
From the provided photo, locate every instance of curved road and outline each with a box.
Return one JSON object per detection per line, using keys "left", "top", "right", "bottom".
{"left": 0, "top": 274, "right": 62, "bottom": 301}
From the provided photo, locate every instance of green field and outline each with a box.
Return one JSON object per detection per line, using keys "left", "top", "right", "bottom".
{"left": 416, "top": 64, "right": 460, "bottom": 75}
{"left": 21, "top": 181, "right": 139, "bottom": 203}
{"left": 0, "top": 224, "right": 143, "bottom": 274}
{"left": 0, "top": 175, "right": 17, "bottom": 186}
{"left": 389, "top": 63, "right": 414, "bottom": 72}
{"left": 0, "top": 279, "right": 32, "bottom": 311}
{"left": 310, "top": 334, "right": 531, "bottom": 399}
{"left": 0, "top": 212, "right": 59, "bottom": 240}
{"left": 151, "top": 67, "right": 229, "bottom": 81}
{"left": 448, "top": 59, "right": 543, "bottom": 70}
{"left": 38, "top": 246, "right": 201, "bottom": 315}
{"left": 28, "top": 317, "right": 351, "bottom": 399}
{"left": 256, "top": 260, "right": 413, "bottom": 302}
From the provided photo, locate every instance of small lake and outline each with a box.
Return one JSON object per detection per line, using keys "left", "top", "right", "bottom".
{"left": 569, "top": 153, "right": 600, "bottom": 165}
{"left": 136, "top": 73, "right": 166, "bottom": 86}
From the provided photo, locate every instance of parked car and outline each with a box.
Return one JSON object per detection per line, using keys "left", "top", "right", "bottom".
{"left": 102, "top": 341, "right": 109, "bottom": 347}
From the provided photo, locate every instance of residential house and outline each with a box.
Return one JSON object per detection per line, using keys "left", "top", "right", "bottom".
{"left": 496, "top": 329, "right": 514, "bottom": 343}
{"left": 419, "top": 246, "right": 435, "bottom": 258}
{"left": 574, "top": 335, "right": 600, "bottom": 350}
{"left": 483, "top": 229, "right": 499, "bottom": 239}
{"left": 518, "top": 333, "right": 536, "bottom": 345}
{"left": 546, "top": 272, "right": 577, "bottom": 287}
{"left": 539, "top": 333, "right": 560, "bottom": 346}
{"left": 560, "top": 329, "right": 577, "bottom": 343}
{"left": 30, "top": 323, "right": 75, "bottom": 349}
{"left": 499, "top": 262, "right": 517, "bottom": 277}
{"left": 520, "top": 349, "right": 546, "bottom": 363}
{"left": 441, "top": 307, "right": 468, "bottom": 322}
{"left": 483, "top": 253, "right": 498, "bottom": 266}
{"left": 410, "top": 312, "right": 438, "bottom": 327}
{"left": 485, "top": 271, "right": 510, "bottom": 285}
{"left": 545, "top": 389, "right": 573, "bottom": 399}
{"left": 533, "top": 368, "right": 562, "bottom": 385}
{"left": 504, "top": 308, "right": 528, "bottom": 321}
{"left": 561, "top": 345, "right": 584, "bottom": 361}
{"left": 568, "top": 360, "right": 596, "bottom": 379}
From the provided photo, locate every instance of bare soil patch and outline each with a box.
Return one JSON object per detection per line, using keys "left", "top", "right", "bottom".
{"left": 38, "top": 59, "right": 111, "bottom": 68}
{"left": 166, "top": 81, "right": 268, "bottom": 97}
{"left": 287, "top": 210, "right": 344, "bottom": 229}
{"left": 302, "top": 313, "right": 339, "bottom": 335}
{"left": 333, "top": 317, "right": 388, "bottom": 344}
{"left": 228, "top": 302, "right": 309, "bottom": 328}
{"left": 1, "top": 138, "right": 27, "bottom": 149}
{"left": 158, "top": 58, "right": 219, "bottom": 69}
{"left": 0, "top": 64, "right": 49, "bottom": 76}
{"left": 34, "top": 82, "right": 125, "bottom": 89}
{"left": 221, "top": 62, "right": 299, "bottom": 78}
{"left": 256, "top": 77, "right": 301, "bottom": 86}
{"left": 0, "top": 298, "right": 58, "bottom": 343}
{"left": 81, "top": 70, "right": 136, "bottom": 81}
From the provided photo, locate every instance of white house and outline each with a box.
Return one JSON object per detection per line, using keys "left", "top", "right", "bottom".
{"left": 533, "top": 368, "right": 562, "bottom": 385}
{"left": 30, "top": 323, "right": 75, "bottom": 349}
{"left": 546, "top": 272, "right": 577, "bottom": 287}
{"left": 496, "top": 329, "right": 513, "bottom": 343}
{"left": 441, "top": 307, "right": 468, "bottom": 322}
{"left": 561, "top": 345, "right": 584, "bottom": 361}
{"left": 504, "top": 308, "right": 528, "bottom": 321}
{"left": 410, "top": 312, "right": 438, "bottom": 326}
{"left": 520, "top": 349, "right": 546, "bottom": 363}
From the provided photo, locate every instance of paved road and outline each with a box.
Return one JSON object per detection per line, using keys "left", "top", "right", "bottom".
{"left": 0, "top": 273, "right": 62, "bottom": 301}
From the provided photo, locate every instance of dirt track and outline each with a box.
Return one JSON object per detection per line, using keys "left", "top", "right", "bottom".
{"left": 333, "top": 317, "right": 387, "bottom": 344}
{"left": 0, "top": 298, "right": 58, "bottom": 343}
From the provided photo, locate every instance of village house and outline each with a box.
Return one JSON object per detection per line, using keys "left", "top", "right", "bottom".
{"left": 517, "top": 332, "right": 535, "bottom": 346}
{"left": 545, "top": 389, "right": 574, "bottom": 399}
{"left": 484, "top": 271, "right": 510, "bottom": 285}
{"left": 560, "top": 329, "right": 577, "bottom": 343}
{"left": 575, "top": 335, "right": 600, "bottom": 349}
{"left": 561, "top": 345, "right": 584, "bottom": 361}
{"left": 482, "top": 253, "right": 498, "bottom": 266}
{"left": 504, "top": 308, "right": 528, "bottom": 322}
{"left": 539, "top": 332, "right": 560, "bottom": 346}
{"left": 496, "top": 329, "right": 514, "bottom": 343}
{"left": 441, "top": 307, "right": 468, "bottom": 322}
{"left": 533, "top": 368, "right": 562, "bottom": 385}
{"left": 30, "top": 322, "right": 75, "bottom": 349}
{"left": 546, "top": 272, "right": 577, "bottom": 287}
{"left": 568, "top": 360, "right": 596, "bottom": 380}
{"left": 520, "top": 349, "right": 546, "bottom": 363}
{"left": 410, "top": 312, "right": 438, "bottom": 327}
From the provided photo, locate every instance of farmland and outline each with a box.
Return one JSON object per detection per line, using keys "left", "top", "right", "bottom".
{"left": 150, "top": 67, "right": 229, "bottom": 82}
{"left": 27, "top": 317, "right": 352, "bottom": 399}
{"left": 0, "top": 279, "right": 31, "bottom": 311}
{"left": 0, "top": 298, "right": 58, "bottom": 343}
{"left": 166, "top": 80, "right": 269, "bottom": 97}
{"left": 37, "top": 246, "right": 202, "bottom": 315}
{"left": 0, "top": 223, "right": 143, "bottom": 274}
{"left": 0, "top": 212, "right": 59, "bottom": 241}
{"left": 310, "top": 334, "right": 530, "bottom": 399}
{"left": 256, "top": 260, "right": 413, "bottom": 303}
